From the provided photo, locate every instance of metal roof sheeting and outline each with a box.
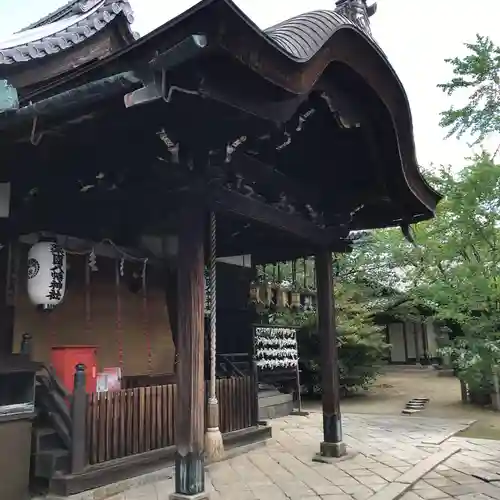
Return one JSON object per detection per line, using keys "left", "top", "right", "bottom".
{"left": 265, "top": 10, "right": 357, "bottom": 61}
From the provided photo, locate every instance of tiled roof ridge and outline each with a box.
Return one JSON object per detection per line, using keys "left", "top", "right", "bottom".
{"left": 21, "top": 0, "right": 104, "bottom": 32}
{"left": 0, "top": 0, "right": 135, "bottom": 65}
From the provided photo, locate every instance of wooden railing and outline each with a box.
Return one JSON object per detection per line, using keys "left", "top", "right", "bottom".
{"left": 216, "top": 376, "right": 255, "bottom": 433}
{"left": 86, "top": 375, "right": 256, "bottom": 465}
{"left": 86, "top": 384, "right": 176, "bottom": 464}
{"left": 122, "top": 373, "right": 176, "bottom": 389}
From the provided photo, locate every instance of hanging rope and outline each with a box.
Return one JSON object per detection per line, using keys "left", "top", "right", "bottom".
{"left": 208, "top": 212, "right": 217, "bottom": 403}
{"left": 115, "top": 258, "right": 124, "bottom": 371}
{"left": 205, "top": 211, "right": 224, "bottom": 460}
{"left": 84, "top": 256, "right": 92, "bottom": 337}
{"left": 142, "top": 259, "right": 152, "bottom": 374}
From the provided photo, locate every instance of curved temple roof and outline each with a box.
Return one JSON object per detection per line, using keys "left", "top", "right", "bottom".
{"left": 1, "top": 0, "right": 440, "bottom": 237}
{"left": 0, "top": 0, "right": 135, "bottom": 65}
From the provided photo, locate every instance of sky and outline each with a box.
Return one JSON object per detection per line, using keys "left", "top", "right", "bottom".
{"left": 1, "top": 0, "right": 499, "bottom": 169}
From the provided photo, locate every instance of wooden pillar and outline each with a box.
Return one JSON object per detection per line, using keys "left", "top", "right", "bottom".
{"left": 70, "top": 364, "right": 88, "bottom": 474}
{"left": 315, "top": 250, "right": 346, "bottom": 459}
{"left": 170, "top": 191, "right": 208, "bottom": 500}
{"left": 0, "top": 240, "right": 16, "bottom": 356}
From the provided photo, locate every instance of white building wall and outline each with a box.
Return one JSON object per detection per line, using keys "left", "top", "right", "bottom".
{"left": 425, "top": 321, "right": 438, "bottom": 357}
{"left": 388, "top": 323, "right": 406, "bottom": 363}
{"left": 405, "top": 322, "right": 416, "bottom": 359}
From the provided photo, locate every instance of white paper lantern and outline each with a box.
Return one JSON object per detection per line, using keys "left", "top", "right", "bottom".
{"left": 27, "top": 242, "right": 67, "bottom": 309}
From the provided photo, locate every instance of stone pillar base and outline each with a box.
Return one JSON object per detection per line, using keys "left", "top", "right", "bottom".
{"left": 169, "top": 493, "right": 210, "bottom": 500}
{"left": 321, "top": 441, "right": 347, "bottom": 457}
{"left": 313, "top": 441, "right": 348, "bottom": 463}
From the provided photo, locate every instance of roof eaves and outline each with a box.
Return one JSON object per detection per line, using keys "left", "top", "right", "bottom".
{"left": 20, "top": 0, "right": 102, "bottom": 32}
{"left": 0, "top": 1, "right": 135, "bottom": 66}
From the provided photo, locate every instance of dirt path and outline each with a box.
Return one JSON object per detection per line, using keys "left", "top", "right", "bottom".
{"left": 305, "top": 368, "right": 500, "bottom": 440}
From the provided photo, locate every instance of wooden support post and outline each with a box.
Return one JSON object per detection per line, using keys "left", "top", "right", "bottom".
{"left": 70, "top": 363, "right": 88, "bottom": 474}
{"left": 170, "top": 191, "right": 208, "bottom": 500}
{"left": 314, "top": 250, "right": 346, "bottom": 460}
{"left": 0, "top": 240, "right": 16, "bottom": 356}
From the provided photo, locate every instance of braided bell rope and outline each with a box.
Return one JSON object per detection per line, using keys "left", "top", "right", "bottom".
{"left": 208, "top": 212, "right": 217, "bottom": 403}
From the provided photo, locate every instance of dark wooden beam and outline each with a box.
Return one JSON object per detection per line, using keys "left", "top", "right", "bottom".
{"left": 172, "top": 186, "right": 208, "bottom": 499}
{"left": 315, "top": 251, "right": 346, "bottom": 459}
{"left": 209, "top": 187, "right": 339, "bottom": 246}
{"left": 231, "top": 154, "right": 320, "bottom": 206}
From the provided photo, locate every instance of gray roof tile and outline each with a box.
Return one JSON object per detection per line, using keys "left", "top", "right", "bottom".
{"left": 0, "top": 0, "right": 134, "bottom": 65}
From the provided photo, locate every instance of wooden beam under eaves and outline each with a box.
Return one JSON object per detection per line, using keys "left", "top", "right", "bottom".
{"left": 230, "top": 154, "right": 320, "bottom": 206}
{"left": 209, "top": 187, "right": 340, "bottom": 246}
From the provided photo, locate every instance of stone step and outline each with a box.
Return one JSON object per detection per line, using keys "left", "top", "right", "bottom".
{"left": 402, "top": 408, "right": 421, "bottom": 415}
{"left": 402, "top": 396, "right": 429, "bottom": 415}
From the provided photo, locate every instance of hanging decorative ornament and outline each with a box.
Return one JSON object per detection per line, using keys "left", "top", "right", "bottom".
{"left": 27, "top": 241, "right": 67, "bottom": 310}
{"left": 310, "top": 257, "right": 317, "bottom": 312}
{"left": 249, "top": 265, "right": 262, "bottom": 306}
{"left": 255, "top": 264, "right": 268, "bottom": 311}
{"left": 269, "top": 263, "right": 279, "bottom": 310}
{"left": 301, "top": 257, "right": 315, "bottom": 313}
{"left": 277, "top": 285, "right": 290, "bottom": 310}
{"left": 303, "top": 294, "right": 314, "bottom": 312}
{"left": 249, "top": 281, "right": 261, "bottom": 304}
{"left": 249, "top": 268, "right": 266, "bottom": 314}
{"left": 88, "top": 248, "right": 98, "bottom": 272}
{"left": 290, "top": 260, "right": 301, "bottom": 310}
{"left": 259, "top": 264, "right": 272, "bottom": 309}
{"left": 276, "top": 263, "right": 290, "bottom": 311}
{"left": 309, "top": 289, "right": 317, "bottom": 313}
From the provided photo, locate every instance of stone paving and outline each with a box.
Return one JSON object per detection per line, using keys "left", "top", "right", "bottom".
{"left": 65, "top": 412, "right": 500, "bottom": 500}
{"left": 406, "top": 436, "right": 500, "bottom": 500}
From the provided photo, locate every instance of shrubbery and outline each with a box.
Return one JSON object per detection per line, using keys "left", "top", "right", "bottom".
{"left": 271, "top": 280, "right": 390, "bottom": 396}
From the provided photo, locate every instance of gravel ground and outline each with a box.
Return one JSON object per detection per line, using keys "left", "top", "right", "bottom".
{"left": 304, "top": 368, "right": 500, "bottom": 440}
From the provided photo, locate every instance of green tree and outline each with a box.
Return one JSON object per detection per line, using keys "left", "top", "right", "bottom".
{"left": 262, "top": 252, "right": 391, "bottom": 394}
{"left": 438, "top": 34, "right": 500, "bottom": 144}
{"left": 373, "top": 155, "right": 500, "bottom": 396}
